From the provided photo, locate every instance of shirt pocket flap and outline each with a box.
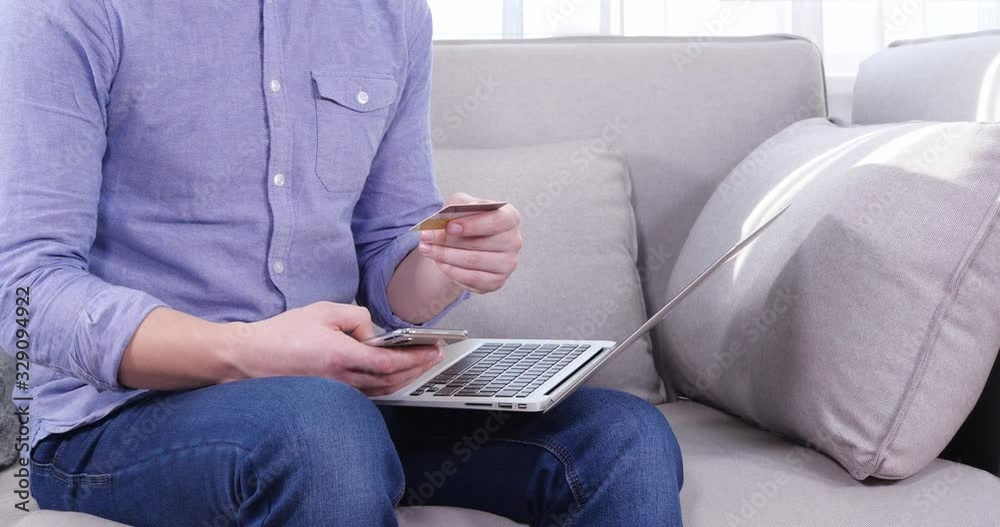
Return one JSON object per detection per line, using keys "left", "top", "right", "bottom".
{"left": 312, "top": 72, "right": 398, "bottom": 112}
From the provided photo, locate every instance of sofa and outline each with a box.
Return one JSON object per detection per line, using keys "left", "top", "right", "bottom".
{"left": 3, "top": 33, "right": 1000, "bottom": 527}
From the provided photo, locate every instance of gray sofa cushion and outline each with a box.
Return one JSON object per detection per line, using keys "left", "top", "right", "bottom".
{"left": 433, "top": 142, "right": 665, "bottom": 403}
{"left": 663, "top": 118, "right": 1000, "bottom": 480}
{"left": 666, "top": 400, "right": 1000, "bottom": 527}
{"left": 430, "top": 37, "right": 827, "bottom": 384}
{"left": 397, "top": 506, "right": 522, "bottom": 527}
{"left": 854, "top": 30, "right": 1000, "bottom": 124}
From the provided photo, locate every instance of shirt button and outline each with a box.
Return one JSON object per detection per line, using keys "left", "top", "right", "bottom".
{"left": 273, "top": 173, "right": 286, "bottom": 187}
{"left": 272, "top": 260, "right": 285, "bottom": 274}
{"left": 356, "top": 90, "right": 369, "bottom": 105}
{"left": 270, "top": 79, "right": 282, "bottom": 93}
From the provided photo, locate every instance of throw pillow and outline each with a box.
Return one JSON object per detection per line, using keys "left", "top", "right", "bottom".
{"left": 434, "top": 141, "right": 666, "bottom": 403}
{"left": 662, "top": 118, "right": 1000, "bottom": 479}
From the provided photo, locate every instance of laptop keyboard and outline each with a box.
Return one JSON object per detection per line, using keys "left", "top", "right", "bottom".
{"left": 409, "top": 342, "right": 589, "bottom": 398}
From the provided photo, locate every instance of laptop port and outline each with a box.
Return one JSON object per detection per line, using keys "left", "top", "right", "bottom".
{"left": 517, "top": 403, "right": 528, "bottom": 409}
{"left": 498, "top": 403, "right": 513, "bottom": 409}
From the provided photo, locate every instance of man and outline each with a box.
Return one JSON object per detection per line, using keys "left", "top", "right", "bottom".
{"left": 0, "top": 1, "right": 684, "bottom": 525}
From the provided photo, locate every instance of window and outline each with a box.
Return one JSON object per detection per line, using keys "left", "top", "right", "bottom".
{"left": 429, "top": 0, "right": 1000, "bottom": 77}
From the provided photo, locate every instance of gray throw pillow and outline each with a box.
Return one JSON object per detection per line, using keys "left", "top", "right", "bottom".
{"left": 662, "top": 118, "right": 1000, "bottom": 480}
{"left": 433, "top": 141, "right": 666, "bottom": 403}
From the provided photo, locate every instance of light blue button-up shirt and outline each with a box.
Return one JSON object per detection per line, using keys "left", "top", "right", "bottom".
{"left": 0, "top": 0, "right": 462, "bottom": 447}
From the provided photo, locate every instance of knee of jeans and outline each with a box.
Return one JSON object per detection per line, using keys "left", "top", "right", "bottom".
{"left": 569, "top": 388, "right": 683, "bottom": 486}
{"left": 249, "top": 376, "right": 389, "bottom": 443}
{"left": 237, "top": 377, "right": 403, "bottom": 492}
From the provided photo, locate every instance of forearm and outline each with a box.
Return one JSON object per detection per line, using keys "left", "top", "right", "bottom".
{"left": 387, "top": 249, "right": 466, "bottom": 325}
{"left": 118, "top": 307, "right": 247, "bottom": 391}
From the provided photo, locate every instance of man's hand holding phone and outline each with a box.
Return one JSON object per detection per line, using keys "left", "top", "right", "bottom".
{"left": 236, "top": 302, "right": 445, "bottom": 396}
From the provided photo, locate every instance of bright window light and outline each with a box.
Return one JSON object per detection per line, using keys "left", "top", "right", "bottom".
{"left": 523, "top": 0, "right": 603, "bottom": 37}
{"left": 427, "top": 0, "right": 1000, "bottom": 82}
{"left": 428, "top": 0, "right": 505, "bottom": 40}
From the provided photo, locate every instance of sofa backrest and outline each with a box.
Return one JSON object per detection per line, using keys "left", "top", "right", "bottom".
{"left": 853, "top": 30, "right": 1000, "bottom": 124}
{"left": 854, "top": 31, "right": 1000, "bottom": 476}
{"left": 429, "top": 36, "right": 828, "bottom": 382}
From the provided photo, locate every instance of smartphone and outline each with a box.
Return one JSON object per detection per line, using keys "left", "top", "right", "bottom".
{"left": 363, "top": 328, "right": 468, "bottom": 348}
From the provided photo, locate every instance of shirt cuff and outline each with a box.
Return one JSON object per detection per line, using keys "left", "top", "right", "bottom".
{"left": 70, "top": 285, "right": 168, "bottom": 392}
{"left": 363, "top": 230, "right": 470, "bottom": 330}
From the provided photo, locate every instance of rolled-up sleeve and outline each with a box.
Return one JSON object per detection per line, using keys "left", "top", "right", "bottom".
{"left": 0, "top": 1, "right": 167, "bottom": 392}
{"left": 352, "top": 0, "right": 468, "bottom": 329}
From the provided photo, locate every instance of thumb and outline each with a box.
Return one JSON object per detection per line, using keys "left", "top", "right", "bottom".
{"left": 445, "top": 192, "right": 488, "bottom": 206}
{"left": 332, "top": 305, "right": 376, "bottom": 341}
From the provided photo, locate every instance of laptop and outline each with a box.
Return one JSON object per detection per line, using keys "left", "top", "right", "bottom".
{"left": 372, "top": 204, "right": 789, "bottom": 413}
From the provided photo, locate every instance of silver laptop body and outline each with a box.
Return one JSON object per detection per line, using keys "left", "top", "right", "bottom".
{"left": 372, "top": 205, "right": 788, "bottom": 413}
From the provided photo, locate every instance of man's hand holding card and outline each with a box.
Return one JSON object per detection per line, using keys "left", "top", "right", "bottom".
{"left": 416, "top": 193, "right": 522, "bottom": 294}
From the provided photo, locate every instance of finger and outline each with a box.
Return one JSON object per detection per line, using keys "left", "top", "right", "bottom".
{"left": 447, "top": 205, "right": 520, "bottom": 237}
{"left": 418, "top": 243, "right": 517, "bottom": 274}
{"left": 444, "top": 192, "right": 489, "bottom": 206}
{"left": 323, "top": 303, "right": 376, "bottom": 341}
{"left": 436, "top": 263, "right": 508, "bottom": 294}
{"left": 343, "top": 344, "right": 443, "bottom": 377}
{"left": 349, "top": 359, "right": 442, "bottom": 396}
{"left": 419, "top": 229, "right": 520, "bottom": 253}
{"left": 345, "top": 319, "right": 376, "bottom": 342}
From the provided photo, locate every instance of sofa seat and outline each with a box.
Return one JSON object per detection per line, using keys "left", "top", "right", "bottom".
{"left": 2, "top": 400, "right": 997, "bottom": 527}
{"left": 668, "top": 401, "right": 1000, "bottom": 526}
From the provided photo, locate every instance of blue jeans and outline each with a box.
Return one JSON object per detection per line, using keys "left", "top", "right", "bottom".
{"left": 30, "top": 377, "right": 683, "bottom": 526}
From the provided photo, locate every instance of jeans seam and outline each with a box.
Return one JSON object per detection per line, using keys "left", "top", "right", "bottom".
{"left": 99, "top": 440, "right": 254, "bottom": 476}
{"left": 125, "top": 442, "right": 251, "bottom": 521}
{"left": 392, "top": 477, "right": 407, "bottom": 506}
{"left": 50, "top": 437, "right": 69, "bottom": 467}
{"left": 492, "top": 437, "right": 588, "bottom": 508}
{"left": 30, "top": 461, "right": 112, "bottom": 487}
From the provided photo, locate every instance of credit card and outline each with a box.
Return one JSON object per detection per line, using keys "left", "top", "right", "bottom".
{"left": 410, "top": 202, "right": 508, "bottom": 231}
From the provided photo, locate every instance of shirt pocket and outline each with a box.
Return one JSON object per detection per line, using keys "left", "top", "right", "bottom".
{"left": 312, "top": 71, "right": 399, "bottom": 193}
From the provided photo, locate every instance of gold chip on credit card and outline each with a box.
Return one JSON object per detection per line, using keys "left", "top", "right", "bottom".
{"left": 410, "top": 202, "right": 508, "bottom": 231}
